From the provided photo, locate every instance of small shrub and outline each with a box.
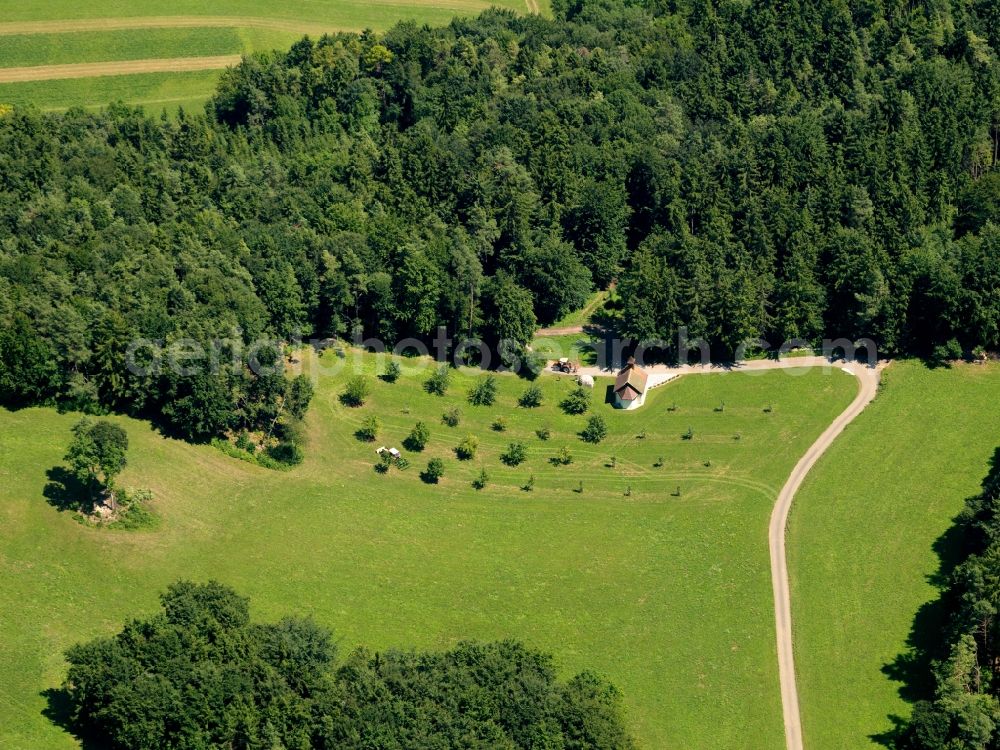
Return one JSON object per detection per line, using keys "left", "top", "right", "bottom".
{"left": 550, "top": 446, "right": 573, "bottom": 466}
{"left": 425, "top": 365, "right": 452, "bottom": 396}
{"left": 573, "top": 480, "right": 584, "bottom": 494}
{"left": 580, "top": 414, "right": 608, "bottom": 444}
{"left": 381, "top": 360, "right": 402, "bottom": 383}
{"left": 608, "top": 455, "right": 617, "bottom": 468}
{"left": 442, "top": 407, "right": 462, "bottom": 427}
{"left": 404, "top": 421, "right": 430, "bottom": 451}
{"left": 421, "top": 457, "right": 445, "bottom": 484}
{"left": 491, "top": 416, "right": 508, "bottom": 432}
{"left": 672, "top": 485, "right": 682, "bottom": 497}
{"left": 667, "top": 402, "right": 678, "bottom": 412}
{"left": 468, "top": 374, "right": 498, "bottom": 406}
{"left": 624, "top": 485, "right": 632, "bottom": 497}
{"left": 374, "top": 454, "right": 392, "bottom": 474}
{"left": 234, "top": 432, "right": 254, "bottom": 452}
{"left": 636, "top": 430, "right": 647, "bottom": 440}
{"left": 560, "top": 386, "right": 591, "bottom": 415}
{"left": 455, "top": 434, "right": 479, "bottom": 460}
{"left": 518, "top": 384, "right": 543, "bottom": 408}
{"left": 501, "top": 442, "right": 527, "bottom": 467}
{"left": 522, "top": 475, "right": 535, "bottom": 492}
{"left": 654, "top": 456, "right": 664, "bottom": 468}
{"left": 267, "top": 441, "right": 303, "bottom": 466}
{"left": 341, "top": 376, "right": 369, "bottom": 407}
{"left": 535, "top": 426, "right": 551, "bottom": 441}
{"left": 763, "top": 404, "right": 773, "bottom": 413}
{"left": 472, "top": 468, "right": 489, "bottom": 490}
{"left": 355, "top": 415, "right": 380, "bottom": 442}
{"left": 715, "top": 401, "right": 725, "bottom": 413}
{"left": 682, "top": 426, "right": 694, "bottom": 441}
{"left": 395, "top": 456, "right": 410, "bottom": 470}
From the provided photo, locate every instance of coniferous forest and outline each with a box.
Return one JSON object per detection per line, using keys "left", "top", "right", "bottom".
{"left": 1, "top": 0, "right": 998, "bottom": 441}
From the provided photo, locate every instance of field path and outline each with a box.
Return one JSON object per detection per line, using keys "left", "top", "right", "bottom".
{"left": 767, "top": 361, "right": 881, "bottom": 749}
{"left": 0, "top": 56, "right": 242, "bottom": 83}
{"left": 562, "top": 355, "right": 885, "bottom": 749}
{"left": 0, "top": 16, "right": 345, "bottom": 37}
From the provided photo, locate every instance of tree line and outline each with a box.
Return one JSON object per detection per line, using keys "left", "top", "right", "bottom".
{"left": 1, "top": 0, "right": 998, "bottom": 440}
{"left": 59, "top": 581, "right": 634, "bottom": 749}
{"left": 900, "top": 449, "right": 1000, "bottom": 748}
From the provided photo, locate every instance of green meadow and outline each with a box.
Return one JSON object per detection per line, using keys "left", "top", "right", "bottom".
{"left": 0, "top": 71, "right": 224, "bottom": 113}
{"left": 0, "top": 349, "right": 855, "bottom": 748}
{"left": 789, "top": 360, "right": 1000, "bottom": 747}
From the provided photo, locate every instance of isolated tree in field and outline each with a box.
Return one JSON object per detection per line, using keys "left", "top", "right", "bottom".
{"left": 472, "top": 467, "right": 489, "bottom": 490}
{"left": 356, "top": 415, "right": 380, "bottom": 442}
{"left": 519, "top": 383, "right": 543, "bottom": 408}
{"left": 341, "top": 376, "right": 369, "bottom": 407}
{"left": 422, "top": 457, "right": 445, "bottom": 484}
{"left": 404, "top": 421, "right": 430, "bottom": 451}
{"left": 552, "top": 446, "right": 573, "bottom": 466}
{"left": 492, "top": 416, "right": 508, "bottom": 432}
{"left": 581, "top": 414, "right": 608, "bottom": 443}
{"left": 468, "top": 374, "right": 498, "bottom": 406}
{"left": 560, "top": 386, "right": 591, "bottom": 415}
{"left": 381, "top": 360, "right": 401, "bottom": 383}
{"left": 424, "top": 365, "right": 451, "bottom": 396}
{"left": 65, "top": 418, "right": 128, "bottom": 506}
{"left": 455, "top": 435, "right": 479, "bottom": 460}
{"left": 442, "top": 407, "right": 462, "bottom": 427}
{"left": 501, "top": 442, "right": 527, "bottom": 466}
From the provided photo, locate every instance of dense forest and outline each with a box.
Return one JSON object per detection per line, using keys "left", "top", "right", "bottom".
{"left": 1, "top": 0, "right": 998, "bottom": 439}
{"left": 59, "top": 581, "right": 633, "bottom": 749}
{"left": 902, "top": 449, "right": 1000, "bottom": 749}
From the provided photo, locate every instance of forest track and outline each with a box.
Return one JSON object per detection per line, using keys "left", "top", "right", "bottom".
{"left": 768, "top": 361, "right": 881, "bottom": 749}
{"left": 0, "top": 56, "right": 243, "bottom": 83}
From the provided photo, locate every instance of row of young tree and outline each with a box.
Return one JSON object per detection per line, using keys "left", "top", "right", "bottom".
{"left": 60, "top": 581, "right": 634, "bottom": 749}
{"left": 901, "top": 449, "right": 1000, "bottom": 748}
{"left": 1, "top": 0, "right": 998, "bottom": 439}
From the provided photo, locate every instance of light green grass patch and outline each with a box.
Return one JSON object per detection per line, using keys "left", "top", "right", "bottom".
{"left": 0, "top": 70, "right": 222, "bottom": 115}
{"left": 789, "top": 360, "right": 1000, "bottom": 748}
{"left": 0, "top": 28, "right": 299, "bottom": 68}
{"left": 0, "top": 350, "right": 855, "bottom": 748}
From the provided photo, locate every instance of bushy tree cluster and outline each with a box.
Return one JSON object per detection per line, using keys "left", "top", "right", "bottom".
{"left": 61, "top": 581, "right": 634, "bottom": 749}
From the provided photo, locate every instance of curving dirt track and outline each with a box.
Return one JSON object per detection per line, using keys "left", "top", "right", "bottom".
{"left": 768, "top": 361, "right": 882, "bottom": 749}
{"left": 563, "top": 355, "right": 885, "bottom": 748}
{"left": 0, "top": 55, "right": 243, "bottom": 83}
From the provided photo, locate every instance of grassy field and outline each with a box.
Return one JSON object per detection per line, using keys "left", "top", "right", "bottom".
{"left": 0, "top": 349, "right": 855, "bottom": 748}
{"left": 0, "top": 28, "right": 300, "bottom": 68}
{"left": 0, "top": 70, "right": 225, "bottom": 113}
{"left": 0, "top": 0, "right": 542, "bottom": 114}
{"left": 788, "top": 360, "right": 1000, "bottom": 748}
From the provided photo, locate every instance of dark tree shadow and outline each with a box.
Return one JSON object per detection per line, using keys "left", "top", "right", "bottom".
{"left": 875, "top": 458, "right": 993, "bottom": 747}
{"left": 42, "top": 466, "right": 90, "bottom": 513}
{"left": 603, "top": 385, "right": 615, "bottom": 405}
{"left": 41, "top": 687, "right": 100, "bottom": 750}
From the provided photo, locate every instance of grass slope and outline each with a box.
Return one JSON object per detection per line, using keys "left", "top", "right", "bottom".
{"left": 0, "top": 70, "right": 224, "bottom": 113}
{"left": 0, "top": 351, "right": 854, "bottom": 748}
{"left": 789, "top": 360, "right": 1000, "bottom": 748}
{"left": 0, "top": 28, "right": 300, "bottom": 68}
